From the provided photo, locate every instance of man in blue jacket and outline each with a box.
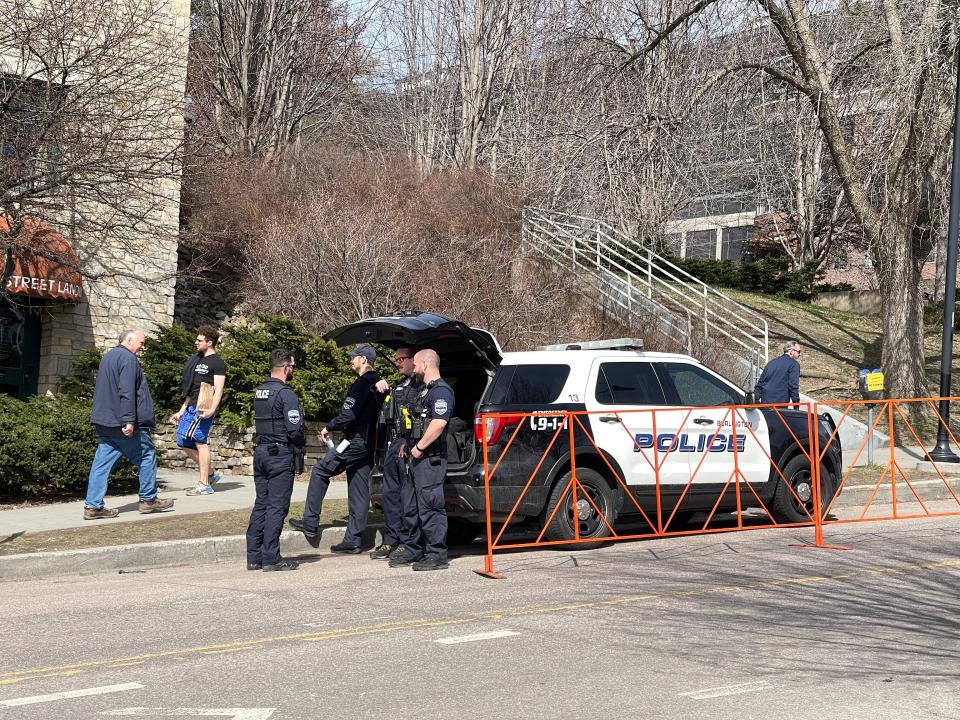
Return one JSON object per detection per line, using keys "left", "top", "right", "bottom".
{"left": 83, "top": 328, "right": 175, "bottom": 519}
{"left": 755, "top": 340, "right": 802, "bottom": 406}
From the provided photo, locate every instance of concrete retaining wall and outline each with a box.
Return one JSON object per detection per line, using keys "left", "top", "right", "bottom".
{"left": 155, "top": 420, "right": 331, "bottom": 475}
{"left": 812, "top": 290, "right": 882, "bottom": 315}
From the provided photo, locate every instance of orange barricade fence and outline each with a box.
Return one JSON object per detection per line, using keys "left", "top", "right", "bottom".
{"left": 813, "top": 397, "right": 960, "bottom": 545}
{"left": 473, "top": 398, "right": 960, "bottom": 578}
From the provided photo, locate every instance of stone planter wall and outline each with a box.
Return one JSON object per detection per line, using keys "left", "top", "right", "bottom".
{"left": 155, "top": 421, "right": 330, "bottom": 475}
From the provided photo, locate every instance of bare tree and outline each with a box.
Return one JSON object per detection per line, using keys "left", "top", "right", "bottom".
{"left": 366, "top": 0, "right": 532, "bottom": 173}
{"left": 0, "top": 0, "right": 187, "bottom": 287}
{"left": 595, "top": 0, "right": 956, "bottom": 399}
{"left": 187, "top": 0, "right": 368, "bottom": 159}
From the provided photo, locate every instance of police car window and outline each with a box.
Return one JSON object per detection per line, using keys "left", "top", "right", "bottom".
{"left": 485, "top": 365, "right": 570, "bottom": 405}
{"left": 595, "top": 362, "right": 666, "bottom": 405}
{"left": 660, "top": 363, "right": 742, "bottom": 406}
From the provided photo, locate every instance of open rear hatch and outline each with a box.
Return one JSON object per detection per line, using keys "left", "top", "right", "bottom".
{"left": 325, "top": 312, "right": 501, "bottom": 472}
{"left": 323, "top": 311, "right": 501, "bottom": 370}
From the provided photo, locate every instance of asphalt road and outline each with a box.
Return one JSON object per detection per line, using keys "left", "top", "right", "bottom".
{"left": 3, "top": 518, "right": 960, "bottom": 720}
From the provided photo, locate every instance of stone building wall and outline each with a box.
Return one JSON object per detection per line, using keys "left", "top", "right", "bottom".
{"left": 35, "top": 0, "right": 191, "bottom": 393}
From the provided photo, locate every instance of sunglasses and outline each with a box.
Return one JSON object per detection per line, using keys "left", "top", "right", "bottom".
{"left": 395, "top": 355, "right": 413, "bottom": 362}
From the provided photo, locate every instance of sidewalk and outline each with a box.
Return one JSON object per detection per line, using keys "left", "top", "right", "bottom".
{"left": 0, "top": 467, "right": 348, "bottom": 536}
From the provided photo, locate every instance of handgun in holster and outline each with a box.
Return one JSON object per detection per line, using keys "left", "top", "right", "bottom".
{"left": 293, "top": 446, "right": 306, "bottom": 474}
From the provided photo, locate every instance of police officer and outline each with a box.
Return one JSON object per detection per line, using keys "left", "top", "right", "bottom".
{"left": 246, "top": 349, "right": 305, "bottom": 572}
{"left": 290, "top": 343, "right": 384, "bottom": 552}
{"left": 388, "top": 348, "right": 455, "bottom": 571}
{"left": 370, "top": 346, "right": 422, "bottom": 560}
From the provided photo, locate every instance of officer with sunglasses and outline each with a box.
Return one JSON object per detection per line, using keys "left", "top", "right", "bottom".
{"left": 369, "top": 347, "right": 422, "bottom": 560}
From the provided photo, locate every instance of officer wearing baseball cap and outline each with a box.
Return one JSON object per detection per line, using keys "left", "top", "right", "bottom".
{"left": 290, "top": 343, "right": 384, "bottom": 552}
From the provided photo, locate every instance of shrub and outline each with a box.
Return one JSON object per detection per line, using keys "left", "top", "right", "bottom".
{"left": 138, "top": 315, "right": 397, "bottom": 432}
{"left": 649, "top": 253, "right": 836, "bottom": 301}
{"left": 217, "top": 316, "right": 398, "bottom": 430}
{"left": 141, "top": 323, "right": 197, "bottom": 413}
{"left": 59, "top": 346, "right": 103, "bottom": 400}
{"left": 0, "top": 395, "right": 137, "bottom": 496}
{"left": 60, "top": 317, "right": 396, "bottom": 436}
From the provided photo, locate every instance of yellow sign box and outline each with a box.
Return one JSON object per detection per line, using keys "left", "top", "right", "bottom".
{"left": 865, "top": 372, "right": 884, "bottom": 392}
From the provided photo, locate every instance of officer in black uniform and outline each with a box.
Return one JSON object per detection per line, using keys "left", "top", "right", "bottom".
{"left": 388, "top": 348, "right": 455, "bottom": 571}
{"left": 370, "top": 346, "right": 422, "bottom": 560}
{"left": 290, "top": 343, "right": 384, "bottom": 552}
{"left": 246, "top": 349, "right": 305, "bottom": 572}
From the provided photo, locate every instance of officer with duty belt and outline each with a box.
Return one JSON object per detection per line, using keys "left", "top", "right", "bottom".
{"left": 246, "top": 349, "right": 305, "bottom": 572}
{"left": 290, "top": 344, "right": 383, "bottom": 552}
{"left": 388, "top": 348, "right": 455, "bottom": 571}
{"left": 371, "top": 346, "right": 422, "bottom": 560}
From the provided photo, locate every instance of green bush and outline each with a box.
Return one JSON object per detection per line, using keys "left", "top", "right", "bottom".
{"left": 139, "top": 316, "right": 397, "bottom": 432}
{"left": 0, "top": 395, "right": 137, "bottom": 496}
{"left": 59, "top": 346, "right": 103, "bottom": 400}
{"left": 650, "top": 254, "right": 837, "bottom": 301}
{"left": 216, "top": 316, "right": 398, "bottom": 430}
{"left": 141, "top": 324, "right": 197, "bottom": 412}
{"left": 58, "top": 317, "right": 399, "bottom": 438}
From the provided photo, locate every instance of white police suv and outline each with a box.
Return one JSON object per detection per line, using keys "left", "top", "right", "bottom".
{"left": 326, "top": 314, "right": 842, "bottom": 545}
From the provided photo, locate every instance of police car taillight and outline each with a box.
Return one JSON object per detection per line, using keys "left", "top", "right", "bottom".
{"left": 474, "top": 414, "right": 520, "bottom": 445}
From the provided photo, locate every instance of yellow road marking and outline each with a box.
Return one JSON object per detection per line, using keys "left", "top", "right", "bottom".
{"left": 0, "top": 670, "right": 82, "bottom": 685}
{"left": 2, "top": 558, "right": 957, "bottom": 682}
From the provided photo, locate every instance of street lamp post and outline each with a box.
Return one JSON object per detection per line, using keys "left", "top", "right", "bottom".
{"left": 928, "top": 46, "right": 960, "bottom": 463}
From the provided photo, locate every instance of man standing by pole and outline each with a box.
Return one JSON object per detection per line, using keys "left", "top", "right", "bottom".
{"left": 755, "top": 340, "right": 802, "bottom": 407}
{"left": 370, "top": 346, "right": 421, "bottom": 560}
{"left": 290, "top": 344, "right": 384, "bottom": 552}
{"left": 171, "top": 325, "right": 227, "bottom": 495}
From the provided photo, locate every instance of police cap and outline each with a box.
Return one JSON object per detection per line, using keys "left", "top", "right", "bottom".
{"left": 347, "top": 343, "right": 377, "bottom": 363}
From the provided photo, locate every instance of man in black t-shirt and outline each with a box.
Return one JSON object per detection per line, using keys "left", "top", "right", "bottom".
{"left": 171, "top": 324, "right": 227, "bottom": 496}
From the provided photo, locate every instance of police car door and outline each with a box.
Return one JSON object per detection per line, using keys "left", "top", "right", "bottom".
{"left": 584, "top": 359, "right": 692, "bottom": 486}
{"left": 655, "top": 362, "right": 770, "bottom": 487}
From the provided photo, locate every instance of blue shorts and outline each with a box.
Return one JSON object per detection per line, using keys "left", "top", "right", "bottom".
{"left": 176, "top": 406, "right": 214, "bottom": 449}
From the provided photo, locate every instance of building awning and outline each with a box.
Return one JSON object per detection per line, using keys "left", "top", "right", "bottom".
{"left": 2, "top": 217, "right": 84, "bottom": 302}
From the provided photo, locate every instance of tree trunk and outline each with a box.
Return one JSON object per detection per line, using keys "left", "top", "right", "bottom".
{"left": 879, "top": 227, "right": 928, "bottom": 399}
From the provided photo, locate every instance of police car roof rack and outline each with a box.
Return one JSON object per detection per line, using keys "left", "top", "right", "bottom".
{"left": 535, "top": 338, "right": 645, "bottom": 352}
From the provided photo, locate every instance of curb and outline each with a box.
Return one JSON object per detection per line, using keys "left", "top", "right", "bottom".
{"left": 837, "top": 479, "right": 960, "bottom": 507}
{"left": 0, "top": 525, "right": 385, "bottom": 582}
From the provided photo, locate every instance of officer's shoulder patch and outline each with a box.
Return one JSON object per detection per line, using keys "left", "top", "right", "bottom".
{"left": 343, "top": 396, "right": 356, "bottom": 410}
{"left": 434, "top": 398, "right": 448, "bottom": 415}
{"left": 287, "top": 409, "right": 302, "bottom": 425}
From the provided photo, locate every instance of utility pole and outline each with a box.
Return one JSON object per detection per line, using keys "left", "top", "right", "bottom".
{"left": 928, "top": 46, "right": 960, "bottom": 463}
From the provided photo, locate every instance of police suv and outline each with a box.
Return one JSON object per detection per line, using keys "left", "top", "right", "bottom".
{"left": 326, "top": 313, "right": 842, "bottom": 545}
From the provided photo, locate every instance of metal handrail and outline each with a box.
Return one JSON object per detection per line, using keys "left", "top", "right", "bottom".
{"left": 524, "top": 208, "right": 769, "bottom": 363}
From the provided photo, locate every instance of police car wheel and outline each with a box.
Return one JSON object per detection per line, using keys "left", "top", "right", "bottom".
{"left": 541, "top": 468, "right": 617, "bottom": 545}
{"left": 771, "top": 455, "right": 829, "bottom": 524}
